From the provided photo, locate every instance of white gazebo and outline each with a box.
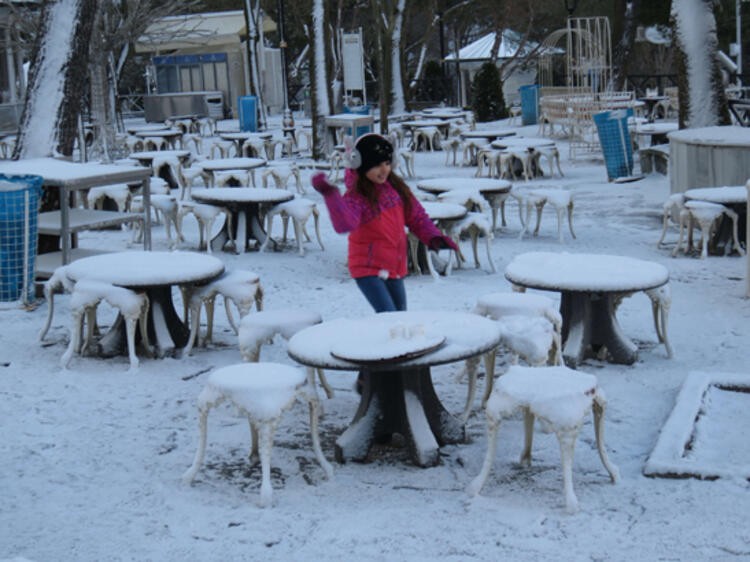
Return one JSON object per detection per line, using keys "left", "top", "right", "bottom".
{"left": 444, "top": 29, "right": 542, "bottom": 107}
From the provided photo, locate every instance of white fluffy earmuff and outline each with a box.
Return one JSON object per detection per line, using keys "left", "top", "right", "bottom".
{"left": 344, "top": 135, "right": 360, "bottom": 169}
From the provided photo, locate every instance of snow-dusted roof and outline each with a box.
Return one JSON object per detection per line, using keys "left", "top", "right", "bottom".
{"left": 135, "top": 10, "right": 276, "bottom": 53}
{"left": 444, "top": 30, "right": 544, "bottom": 62}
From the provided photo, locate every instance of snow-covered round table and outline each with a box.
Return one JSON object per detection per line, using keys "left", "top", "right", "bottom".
{"left": 65, "top": 251, "right": 224, "bottom": 356}
{"left": 505, "top": 252, "right": 670, "bottom": 367}
{"left": 287, "top": 310, "right": 503, "bottom": 467}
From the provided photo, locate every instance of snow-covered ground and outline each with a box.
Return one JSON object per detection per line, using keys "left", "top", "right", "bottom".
{"left": 1, "top": 118, "right": 749, "bottom": 561}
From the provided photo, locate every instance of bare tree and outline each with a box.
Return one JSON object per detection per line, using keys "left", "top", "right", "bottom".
{"left": 310, "top": 0, "right": 332, "bottom": 159}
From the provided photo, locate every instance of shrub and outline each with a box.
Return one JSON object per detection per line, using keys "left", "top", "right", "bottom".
{"left": 471, "top": 62, "right": 507, "bottom": 122}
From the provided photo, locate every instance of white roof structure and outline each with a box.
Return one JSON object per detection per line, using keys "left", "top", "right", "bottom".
{"left": 135, "top": 10, "right": 276, "bottom": 53}
{"left": 444, "top": 30, "right": 543, "bottom": 62}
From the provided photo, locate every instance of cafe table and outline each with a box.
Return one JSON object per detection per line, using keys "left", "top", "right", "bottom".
{"left": 191, "top": 187, "right": 294, "bottom": 252}
{"left": 637, "top": 95, "right": 668, "bottom": 122}
{"left": 459, "top": 129, "right": 517, "bottom": 143}
{"left": 505, "top": 251, "right": 670, "bottom": 367}
{"left": 287, "top": 310, "right": 503, "bottom": 467}
{"left": 134, "top": 128, "right": 184, "bottom": 150}
{"left": 198, "top": 157, "right": 267, "bottom": 187}
{"left": 218, "top": 131, "right": 274, "bottom": 156}
{"left": 64, "top": 251, "right": 225, "bottom": 356}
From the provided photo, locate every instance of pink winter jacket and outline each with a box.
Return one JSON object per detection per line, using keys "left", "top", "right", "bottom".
{"left": 319, "top": 169, "right": 443, "bottom": 279}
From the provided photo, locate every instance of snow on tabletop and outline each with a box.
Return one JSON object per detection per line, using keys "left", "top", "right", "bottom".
{"left": 0, "top": 158, "right": 145, "bottom": 180}
{"left": 200, "top": 363, "right": 305, "bottom": 421}
{"left": 330, "top": 323, "right": 445, "bottom": 363}
{"left": 684, "top": 185, "right": 746, "bottom": 203}
{"left": 505, "top": 251, "right": 669, "bottom": 292}
{"left": 418, "top": 177, "right": 512, "bottom": 191}
{"left": 644, "top": 371, "right": 750, "bottom": 480}
{"left": 668, "top": 125, "right": 750, "bottom": 146}
{"left": 64, "top": 251, "right": 224, "bottom": 286}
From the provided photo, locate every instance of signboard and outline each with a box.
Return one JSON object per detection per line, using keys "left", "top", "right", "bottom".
{"left": 341, "top": 30, "right": 365, "bottom": 92}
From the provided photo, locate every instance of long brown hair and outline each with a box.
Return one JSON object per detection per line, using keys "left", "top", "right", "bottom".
{"left": 356, "top": 169, "right": 413, "bottom": 214}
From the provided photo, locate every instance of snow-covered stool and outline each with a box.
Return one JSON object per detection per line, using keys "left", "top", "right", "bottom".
{"left": 182, "top": 362, "right": 333, "bottom": 507}
{"left": 443, "top": 136, "right": 463, "bottom": 166}
{"left": 182, "top": 133, "right": 203, "bottom": 155}
{"left": 657, "top": 193, "right": 687, "bottom": 248}
{"left": 674, "top": 200, "right": 744, "bottom": 259}
{"left": 177, "top": 166, "right": 209, "bottom": 200}
{"left": 261, "top": 164, "right": 303, "bottom": 193}
{"left": 86, "top": 183, "right": 132, "bottom": 213}
{"left": 214, "top": 169, "right": 251, "bottom": 188}
{"left": 241, "top": 138, "right": 267, "bottom": 159}
{"left": 60, "top": 279, "right": 151, "bottom": 372}
{"left": 143, "top": 135, "right": 169, "bottom": 151}
{"left": 197, "top": 116, "right": 216, "bottom": 137}
{"left": 208, "top": 139, "right": 236, "bottom": 159}
{"left": 237, "top": 308, "right": 333, "bottom": 399}
{"left": 396, "top": 147, "right": 416, "bottom": 178}
{"left": 532, "top": 145, "right": 564, "bottom": 178}
{"left": 515, "top": 188, "right": 576, "bottom": 243}
{"left": 260, "top": 198, "right": 324, "bottom": 256}
{"left": 412, "top": 126, "right": 441, "bottom": 151}
{"left": 447, "top": 212, "right": 496, "bottom": 273}
{"left": 475, "top": 148, "right": 503, "bottom": 178}
{"left": 178, "top": 201, "right": 232, "bottom": 253}
{"left": 39, "top": 265, "right": 76, "bottom": 342}
{"left": 467, "top": 365, "right": 619, "bottom": 513}
{"left": 132, "top": 194, "right": 183, "bottom": 249}
{"left": 124, "top": 135, "right": 144, "bottom": 153}
{"left": 151, "top": 153, "right": 184, "bottom": 189}
{"left": 181, "top": 269, "right": 264, "bottom": 356}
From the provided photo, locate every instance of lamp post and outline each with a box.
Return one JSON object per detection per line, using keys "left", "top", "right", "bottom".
{"left": 564, "top": 0, "right": 578, "bottom": 16}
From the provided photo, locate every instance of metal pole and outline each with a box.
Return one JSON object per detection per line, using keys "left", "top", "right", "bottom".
{"left": 737, "top": 0, "right": 743, "bottom": 85}
{"left": 277, "top": 0, "right": 290, "bottom": 110}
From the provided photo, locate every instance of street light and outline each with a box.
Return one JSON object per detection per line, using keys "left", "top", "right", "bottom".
{"left": 564, "top": 0, "right": 578, "bottom": 16}
{"left": 277, "top": 0, "right": 294, "bottom": 130}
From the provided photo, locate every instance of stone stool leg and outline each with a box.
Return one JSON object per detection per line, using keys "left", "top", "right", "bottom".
{"left": 257, "top": 420, "right": 278, "bottom": 507}
{"left": 592, "top": 390, "right": 620, "bottom": 484}
{"left": 312, "top": 208, "right": 325, "bottom": 251}
{"left": 520, "top": 409, "right": 535, "bottom": 465}
{"left": 466, "top": 412, "right": 501, "bottom": 496}
{"left": 182, "top": 404, "right": 211, "bottom": 485}
{"left": 310, "top": 366, "right": 334, "bottom": 400}
{"left": 480, "top": 349, "right": 497, "bottom": 408}
{"left": 300, "top": 375, "right": 334, "bottom": 476}
{"left": 460, "top": 356, "right": 480, "bottom": 423}
{"left": 555, "top": 427, "right": 581, "bottom": 513}
{"left": 645, "top": 284, "right": 673, "bottom": 358}
{"left": 725, "top": 208, "right": 745, "bottom": 256}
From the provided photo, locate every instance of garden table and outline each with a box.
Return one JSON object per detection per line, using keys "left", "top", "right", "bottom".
{"left": 505, "top": 251, "right": 669, "bottom": 367}
{"left": 287, "top": 310, "right": 502, "bottom": 467}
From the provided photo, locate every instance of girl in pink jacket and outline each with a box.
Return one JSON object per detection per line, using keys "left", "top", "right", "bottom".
{"left": 312, "top": 133, "right": 457, "bottom": 313}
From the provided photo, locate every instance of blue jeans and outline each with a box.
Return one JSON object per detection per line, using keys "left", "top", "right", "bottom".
{"left": 355, "top": 276, "right": 407, "bottom": 313}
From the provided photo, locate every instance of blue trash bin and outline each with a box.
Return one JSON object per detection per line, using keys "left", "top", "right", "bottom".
{"left": 238, "top": 96, "right": 257, "bottom": 132}
{"left": 519, "top": 85, "right": 540, "bottom": 125}
{"left": 593, "top": 108, "right": 635, "bottom": 181}
{"left": 343, "top": 105, "right": 372, "bottom": 137}
{"left": 0, "top": 174, "right": 43, "bottom": 303}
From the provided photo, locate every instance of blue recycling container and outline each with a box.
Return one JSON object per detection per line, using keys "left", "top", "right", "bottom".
{"left": 0, "top": 174, "right": 43, "bottom": 303}
{"left": 343, "top": 105, "right": 372, "bottom": 137}
{"left": 238, "top": 95, "right": 257, "bottom": 132}
{"left": 593, "top": 108, "right": 635, "bottom": 181}
{"left": 519, "top": 84, "right": 540, "bottom": 125}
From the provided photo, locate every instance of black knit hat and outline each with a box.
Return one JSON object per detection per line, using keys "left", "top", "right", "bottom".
{"left": 355, "top": 134, "right": 393, "bottom": 174}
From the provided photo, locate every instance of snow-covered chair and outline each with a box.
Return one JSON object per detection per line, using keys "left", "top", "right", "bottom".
{"left": 181, "top": 133, "right": 203, "bottom": 155}
{"left": 60, "top": 279, "right": 150, "bottom": 372}
{"left": 508, "top": 105, "right": 522, "bottom": 127}
{"left": 177, "top": 165, "right": 210, "bottom": 201}
{"left": 467, "top": 365, "right": 619, "bottom": 513}
{"left": 182, "top": 362, "right": 332, "bottom": 507}
{"left": 237, "top": 308, "right": 333, "bottom": 399}
{"left": 443, "top": 136, "right": 463, "bottom": 166}
{"left": 181, "top": 269, "right": 264, "bottom": 356}
{"left": 673, "top": 200, "right": 744, "bottom": 259}
{"left": 532, "top": 145, "right": 564, "bottom": 178}
{"left": 151, "top": 153, "right": 184, "bottom": 189}
{"left": 241, "top": 138, "right": 267, "bottom": 159}
{"left": 39, "top": 265, "right": 76, "bottom": 342}
{"left": 412, "top": 126, "right": 441, "bottom": 151}
{"left": 197, "top": 116, "right": 216, "bottom": 137}
{"left": 124, "top": 135, "right": 144, "bottom": 154}
{"left": 260, "top": 198, "right": 324, "bottom": 256}
{"left": 207, "top": 139, "right": 235, "bottom": 159}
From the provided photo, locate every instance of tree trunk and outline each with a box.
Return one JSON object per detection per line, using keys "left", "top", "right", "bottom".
{"left": 390, "top": 0, "right": 407, "bottom": 115}
{"left": 14, "top": 0, "right": 97, "bottom": 159}
{"left": 611, "top": 0, "right": 638, "bottom": 90}
{"left": 311, "top": 0, "right": 331, "bottom": 160}
{"left": 671, "top": 0, "right": 730, "bottom": 128}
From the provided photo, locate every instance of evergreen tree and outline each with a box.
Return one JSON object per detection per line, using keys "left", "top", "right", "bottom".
{"left": 471, "top": 62, "right": 506, "bottom": 122}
